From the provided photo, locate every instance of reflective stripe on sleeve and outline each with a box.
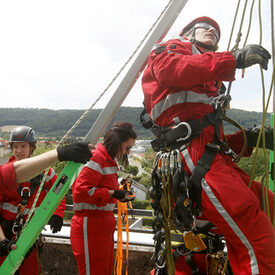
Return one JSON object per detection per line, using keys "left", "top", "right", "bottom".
{"left": 46, "top": 169, "right": 56, "bottom": 181}
{"left": 1, "top": 202, "right": 38, "bottom": 216}
{"left": 85, "top": 160, "right": 117, "bottom": 175}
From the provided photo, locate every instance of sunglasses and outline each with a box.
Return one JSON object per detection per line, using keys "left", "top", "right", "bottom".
{"left": 194, "top": 22, "right": 220, "bottom": 40}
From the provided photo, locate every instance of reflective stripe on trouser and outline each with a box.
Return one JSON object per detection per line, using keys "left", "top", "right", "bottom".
{"left": 182, "top": 149, "right": 275, "bottom": 274}
{"left": 70, "top": 213, "right": 116, "bottom": 275}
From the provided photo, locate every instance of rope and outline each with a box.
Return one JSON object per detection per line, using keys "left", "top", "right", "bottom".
{"left": 23, "top": 172, "right": 48, "bottom": 227}
{"left": 227, "top": 0, "right": 241, "bottom": 51}
{"left": 58, "top": 0, "right": 173, "bottom": 146}
{"left": 231, "top": 0, "right": 249, "bottom": 51}
{"left": 21, "top": 0, "right": 173, "bottom": 232}
{"left": 114, "top": 184, "right": 131, "bottom": 275}
{"left": 247, "top": 0, "right": 275, "bottom": 225}
{"left": 226, "top": 0, "right": 274, "bottom": 224}
{"left": 242, "top": 0, "right": 256, "bottom": 47}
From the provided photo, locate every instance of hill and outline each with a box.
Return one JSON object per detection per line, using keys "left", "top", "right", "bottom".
{"left": 0, "top": 107, "right": 271, "bottom": 139}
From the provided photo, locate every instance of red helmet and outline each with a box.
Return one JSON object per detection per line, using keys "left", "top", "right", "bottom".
{"left": 179, "top": 16, "right": 220, "bottom": 41}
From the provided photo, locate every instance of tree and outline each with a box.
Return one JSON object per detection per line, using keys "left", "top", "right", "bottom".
{"left": 124, "top": 165, "right": 139, "bottom": 176}
{"left": 237, "top": 148, "right": 269, "bottom": 179}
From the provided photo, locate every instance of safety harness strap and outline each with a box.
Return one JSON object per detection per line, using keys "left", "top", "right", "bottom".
{"left": 188, "top": 143, "right": 220, "bottom": 209}
{"left": 151, "top": 112, "right": 216, "bottom": 152}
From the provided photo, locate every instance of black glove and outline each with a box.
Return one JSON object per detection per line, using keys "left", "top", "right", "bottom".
{"left": 245, "top": 125, "right": 274, "bottom": 150}
{"left": 232, "top": 44, "right": 271, "bottom": 70}
{"left": 0, "top": 239, "right": 14, "bottom": 257}
{"left": 113, "top": 190, "right": 135, "bottom": 202}
{"left": 48, "top": 215, "right": 63, "bottom": 233}
{"left": 57, "top": 142, "right": 92, "bottom": 164}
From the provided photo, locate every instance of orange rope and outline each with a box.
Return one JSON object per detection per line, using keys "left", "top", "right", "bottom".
{"left": 114, "top": 183, "right": 130, "bottom": 275}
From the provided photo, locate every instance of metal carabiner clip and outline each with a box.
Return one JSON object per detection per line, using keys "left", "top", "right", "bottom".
{"left": 21, "top": 186, "right": 30, "bottom": 197}
{"left": 173, "top": 122, "right": 192, "bottom": 142}
{"left": 213, "top": 94, "right": 225, "bottom": 109}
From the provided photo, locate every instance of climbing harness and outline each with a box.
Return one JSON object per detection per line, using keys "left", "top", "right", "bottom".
{"left": 143, "top": 81, "right": 243, "bottom": 274}
{"left": 13, "top": 173, "right": 45, "bottom": 237}
{"left": 150, "top": 146, "right": 233, "bottom": 275}
{"left": 12, "top": 186, "right": 30, "bottom": 236}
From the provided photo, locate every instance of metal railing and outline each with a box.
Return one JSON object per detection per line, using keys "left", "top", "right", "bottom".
{"left": 42, "top": 205, "right": 155, "bottom": 252}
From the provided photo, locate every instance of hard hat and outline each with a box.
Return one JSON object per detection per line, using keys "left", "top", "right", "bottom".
{"left": 179, "top": 16, "right": 220, "bottom": 41}
{"left": 179, "top": 16, "right": 220, "bottom": 51}
{"left": 9, "top": 126, "right": 37, "bottom": 143}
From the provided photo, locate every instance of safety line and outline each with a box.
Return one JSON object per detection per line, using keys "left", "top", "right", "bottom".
{"left": 20, "top": 0, "right": 174, "bottom": 238}
{"left": 242, "top": 0, "right": 255, "bottom": 47}
{"left": 58, "top": 0, "right": 173, "bottom": 145}
{"left": 231, "top": 0, "right": 249, "bottom": 51}
{"left": 227, "top": 0, "right": 241, "bottom": 51}
{"left": 247, "top": 0, "right": 275, "bottom": 224}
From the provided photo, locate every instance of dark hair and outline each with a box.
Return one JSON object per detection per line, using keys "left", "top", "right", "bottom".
{"left": 103, "top": 122, "right": 137, "bottom": 163}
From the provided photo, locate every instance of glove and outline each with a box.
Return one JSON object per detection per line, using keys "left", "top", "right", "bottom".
{"left": 48, "top": 215, "right": 63, "bottom": 233}
{"left": 232, "top": 44, "right": 271, "bottom": 70}
{"left": 113, "top": 190, "right": 135, "bottom": 202}
{"left": 57, "top": 142, "right": 92, "bottom": 164}
{"left": 245, "top": 125, "right": 274, "bottom": 150}
{"left": 0, "top": 239, "right": 15, "bottom": 257}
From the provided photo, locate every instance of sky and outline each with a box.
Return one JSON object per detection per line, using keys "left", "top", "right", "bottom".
{"left": 0, "top": 0, "right": 274, "bottom": 113}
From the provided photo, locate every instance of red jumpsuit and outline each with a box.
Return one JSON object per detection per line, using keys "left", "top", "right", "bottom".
{"left": 0, "top": 156, "right": 65, "bottom": 275}
{"left": 0, "top": 162, "right": 17, "bottom": 193}
{"left": 70, "top": 143, "right": 118, "bottom": 275}
{"left": 142, "top": 36, "right": 275, "bottom": 274}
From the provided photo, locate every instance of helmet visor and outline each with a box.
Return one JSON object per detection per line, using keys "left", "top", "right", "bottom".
{"left": 193, "top": 22, "right": 220, "bottom": 41}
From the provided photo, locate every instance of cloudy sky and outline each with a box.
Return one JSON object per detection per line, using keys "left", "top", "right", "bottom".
{"left": 0, "top": 0, "right": 274, "bottom": 113}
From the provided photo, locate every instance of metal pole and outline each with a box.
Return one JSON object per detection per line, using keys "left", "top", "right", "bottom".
{"left": 84, "top": 0, "right": 189, "bottom": 144}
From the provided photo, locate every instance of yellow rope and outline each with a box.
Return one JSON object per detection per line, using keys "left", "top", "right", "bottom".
{"left": 247, "top": 1, "right": 275, "bottom": 226}
{"left": 242, "top": 0, "right": 256, "bottom": 47}
{"left": 227, "top": 0, "right": 241, "bottom": 51}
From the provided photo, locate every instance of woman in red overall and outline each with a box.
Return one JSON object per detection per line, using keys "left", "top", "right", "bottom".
{"left": 70, "top": 122, "right": 137, "bottom": 275}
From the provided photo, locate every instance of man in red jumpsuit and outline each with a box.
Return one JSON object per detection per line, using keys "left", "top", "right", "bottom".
{"left": 0, "top": 140, "right": 92, "bottom": 262}
{"left": 0, "top": 126, "right": 79, "bottom": 274}
{"left": 142, "top": 16, "right": 274, "bottom": 274}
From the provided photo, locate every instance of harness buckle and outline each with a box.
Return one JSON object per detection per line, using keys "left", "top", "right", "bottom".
{"left": 205, "top": 143, "right": 221, "bottom": 153}
{"left": 172, "top": 122, "right": 192, "bottom": 142}
{"left": 220, "top": 142, "right": 240, "bottom": 162}
{"left": 213, "top": 94, "right": 231, "bottom": 110}
{"left": 20, "top": 186, "right": 31, "bottom": 206}
{"left": 21, "top": 186, "right": 30, "bottom": 197}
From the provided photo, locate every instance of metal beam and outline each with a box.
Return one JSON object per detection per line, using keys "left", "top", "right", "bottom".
{"left": 85, "top": 0, "right": 189, "bottom": 144}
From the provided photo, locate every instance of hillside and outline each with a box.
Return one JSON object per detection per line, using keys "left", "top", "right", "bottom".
{"left": 0, "top": 107, "right": 271, "bottom": 139}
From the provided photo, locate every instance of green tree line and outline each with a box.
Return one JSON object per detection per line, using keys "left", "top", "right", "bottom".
{"left": 0, "top": 107, "right": 271, "bottom": 139}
